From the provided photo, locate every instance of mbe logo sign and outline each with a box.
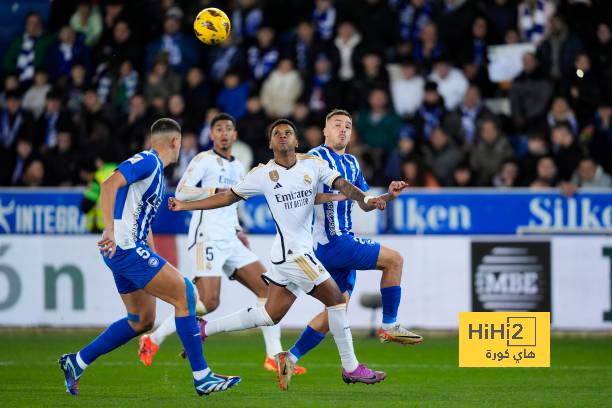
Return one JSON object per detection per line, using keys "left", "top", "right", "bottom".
{"left": 471, "top": 241, "right": 551, "bottom": 314}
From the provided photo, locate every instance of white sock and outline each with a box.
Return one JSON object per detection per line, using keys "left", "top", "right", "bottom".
{"left": 193, "top": 367, "right": 211, "bottom": 381}
{"left": 287, "top": 351, "right": 299, "bottom": 364}
{"left": 205, "top": 306, "right": 273, "bottom": 337}
{"left": 381, "top": 322, "right": 397, "bottom": 331}
{"left": 76, "top": 352, "right": 88, "bottom": 370}
{"left": 150, "top": 314, "right": 176, "bottom": 346}
{"left": 256, "top": 298, "right": 283, "bottom": 358}
{"left": 327, "top": 304, "right": 359, "bottom": 372}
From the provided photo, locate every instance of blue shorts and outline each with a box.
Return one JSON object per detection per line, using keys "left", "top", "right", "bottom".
{"left": 103, "top": 244, "right": 167, "bottom": 294}
{"left": 314, "top": 235, "right": 381, "bottom": 296}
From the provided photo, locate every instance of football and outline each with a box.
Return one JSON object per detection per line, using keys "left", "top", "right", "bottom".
{"left": 193, "top": 7, "right": 231, "bottom": 45}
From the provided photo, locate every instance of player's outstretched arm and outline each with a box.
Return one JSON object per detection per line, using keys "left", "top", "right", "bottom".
{"left": 332, "top": 178, "right": 386, "bottom": 210}
{"left": 356, "top": 180, "right": 409, "bottom": 212}
{"left": 169, "top": 189, "right": 241, "bottom": 211}
{"left": 314, "top": 193, "right": 347, "bottom": 204}
{"left": 98, "top": 171, "right": 127, "bottom": 258}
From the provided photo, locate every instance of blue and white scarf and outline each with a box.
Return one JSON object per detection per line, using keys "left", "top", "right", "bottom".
{"left": 248, "top": 46, "right": 279, "bottom": 80}
{"left": 211, "top": 45, "right": 238, "bottom": 81}
{"left": 45, "top": 112, "right": 59, "bottom": 148}
{"left": 296, "top": 39, "right": 308, "bottom": 71}
{"left": 521, "top": 0, "right": 545, "bottom": 44}
{"left": 1, "top": 109, "right": 23, "bottom": 148}
{"left": 16, "top": 33, "right": 36, "bottom": 83}
{"left": 398, "top": 1, "right": 432, "bottom": 43}
{"left": 162, "top": 33, "right": 182, "bottom": 67}
{"left": 461, "top": 104, "right": 481, "bottom": 145}
{"left": 419, "top": 105, "right": 441, "bottom": 140}
{"left": 232, "top": 8, "right": 263, "bottom": 41}
{"left": 312, "top": 6, "right": 336, "bottom": 40}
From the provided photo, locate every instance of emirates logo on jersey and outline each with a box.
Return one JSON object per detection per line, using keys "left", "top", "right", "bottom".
{"left": 269, "top": 170, "right": 279, "bottom": 182}
{"left": 303, "top": 174, "right": 312, "bottom": 186}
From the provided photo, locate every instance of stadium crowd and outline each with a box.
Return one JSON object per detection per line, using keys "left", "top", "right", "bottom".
{"left": 1, "top": 0, "right": 611, "bottom": 191}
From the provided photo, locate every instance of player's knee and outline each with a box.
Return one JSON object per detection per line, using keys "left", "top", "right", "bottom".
{"left": 128, "top": 314, "right": 155, "bottom": 333}
{"left": 203, "top": 296, "right": 219, "bottom": 313}
{"left": 385, "top": 249, "right": 403, "bottom": 272}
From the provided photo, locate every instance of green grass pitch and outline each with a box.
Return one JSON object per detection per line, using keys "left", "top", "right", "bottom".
{"left": 1, "top": 329, "right": 610, "bottom": 407}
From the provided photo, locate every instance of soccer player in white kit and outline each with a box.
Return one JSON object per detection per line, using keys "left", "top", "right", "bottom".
{"left": 138, "top": 113, "right": 305, "bottom": 375}
{"left": 169, "top": 119, "right": 388, "bottom": 390}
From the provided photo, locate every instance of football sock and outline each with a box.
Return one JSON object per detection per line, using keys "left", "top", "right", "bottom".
{"left": 256, "top": 298, "right": 282, "bottom": 358}
{"left": 289, "top": 325, "right": 326, "bottom": 362}
{"left": 381, "top": 285, "right": 401, "bottom": 329}
{"left": 150, "top": 314, "right": 176, "bottom": 346}
{"left": 79, "top": 317, "right": 137, "bottom": 365}
{"left": 175, "top": 315, "right": 208, "bottom": 375}
{"left": 193, "top": 367, "right": 211, "bottom": 381}
{"left": 205, "top": 306, "right": 274, "bottom": 336}
{"left": 327, "top": 304, "right": 359, "bottom": 373}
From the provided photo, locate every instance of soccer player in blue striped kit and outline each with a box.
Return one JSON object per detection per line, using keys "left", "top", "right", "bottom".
{"left": 280, "top": 109, "right": 423, "bottom": 375}
{"left": 58, "top": 118, "right": 241, "bottom": 396}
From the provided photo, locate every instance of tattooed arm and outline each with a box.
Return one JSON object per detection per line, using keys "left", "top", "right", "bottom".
{"left": 331, "top": 178, "right": 386, "bottom": 210}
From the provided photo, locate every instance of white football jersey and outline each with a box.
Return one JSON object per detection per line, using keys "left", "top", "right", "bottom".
{"left": 176, "top": 150, "right": 244, "bottom": 247}
{"left": 231, "top": 153, "right": 341, "bottom": 264}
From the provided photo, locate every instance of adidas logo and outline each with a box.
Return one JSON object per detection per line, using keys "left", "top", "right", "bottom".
{"left": 273, "top": 183, "right": 282, "bottom": 189}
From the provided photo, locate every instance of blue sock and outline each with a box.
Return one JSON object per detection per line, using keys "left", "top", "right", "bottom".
{"left": 381, "top": 286, "right": 401, "bottom": 324}
{"left": 289, "top": 325, "right": 326, "bottom": 360}
{"left": 175, "top": 316, "right": 207, "bottom": 372}
{"left": 79, "top": 317, "right": 137, "bottom": 365}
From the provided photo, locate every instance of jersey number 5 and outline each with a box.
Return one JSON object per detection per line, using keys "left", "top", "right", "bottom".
{"left": 205, "top": 247, "right": 214, "bottom": 261}
{"left": 136, "top": 247, "right": 150, "bottom": 259}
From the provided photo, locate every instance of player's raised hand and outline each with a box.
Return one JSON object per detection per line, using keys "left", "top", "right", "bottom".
{"left": 388, "top": 181, "right": 409, "bottom": 198}
{"left": 368, "top": 197, "right": 387, "bottom": 210}
{"left": 168, "top": 197, "right": 185, "bottom": 211}
{"left": 98, "top": 229, "right": 117, "bottom": 259}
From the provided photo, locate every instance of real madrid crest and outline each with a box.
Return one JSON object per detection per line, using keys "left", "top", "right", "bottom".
{"left": 217, "top": 157, "right": 223, "bottom": 166}
{"left": 269, "top": 170, "right": 279, "bottom": 182}
{"left": 303, "top": 174, "right": 312, "bottom": 185}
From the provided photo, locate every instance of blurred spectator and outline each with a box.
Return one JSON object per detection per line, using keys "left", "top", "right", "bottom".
{"left": 0, "top": 74, "right": 19, "bottom": 109}
{"left": 401, "top": 153, "right": 439, "bottom": 187}
{"left": 393, "top": 0, "right": 433, "bottom": 47}
{"left": 422, "top": 126, "right": 464, "bottom": 186}
{"left": 198, "top": 107, "right": 220, "bottom": 150}
{"left": 94, "top": 19, "right": 144, "bottom": 77}
{"left": 550, "top": 122, "right": 582, "bottom": 181}
{"left": 509, "top": 52, "right": 554, "bottom": 131}
{"left": 113, "top": 59, "right": 139, "bottom": 113}
{"left": 260, "top": 58, "right": 303, "bottom": 118}
{"left": 288, "top": 20, "right": 331, "bottom": 77}
{"left": 442, "top": 84, "right": 495, "bottom": 148}
{"left": 207, "top": 33, "right": 247, "bottom": 84}
{"left": 22, "top": 68, "right": 51, "bottom": 119}
{"left": 492, "top": 159, "right": 520, "bottom": 187}
{"left": 305, "top": 52, "right": 342, "bottom": 118}
{"left": 1, "top": 90, "right": 33, "bottom": 150}
{"left": 145, "top": 7, "right": 200, "bottom": 75}
{"left": 33, "top": 88, "right": 73, "bottom": 153}
{"left": 518, "top": 0, "right": 555, "bottom": 46}
{"left": 588, "top": 22, "right": 612, "bottom": 79}
{"left": 303, "top": 124, "right": 324, "bottom": 151}
{"left": 352, "top": 0, "right": 397, "bottom": 49}
{"left": 238, "top": 94, "right": 270, "bottom": 164}
{"left": 232, "top": 137, "right": 254, "bottom": 171}
{"left": 45, "top": 26, "right": 92, "bottom": 85}
{"left": 484, "top": 0, "right": 518, "bottom": 44}
{"left": 587, "top": 102, "right": 612, "bottom": 175}
{"left": 80, "top": 157, "right": 116, "bottom": 232}
{"left": 568, "top": 157, "right": 612, "bottom": 189}
{"left": 356, "top": 88, "right": 401, "bottom": 154}
{"left": 77, "top": 88, "right": 117, "bottom": 160}
{"left": 436, "top": 0, "right": 478, "bottom": 58}
{"left": 182, "top": 66, "right": 210, "bottom": 124}
{"left": 16, "top": 158, "right": 45, "bottom": 187}
{"left": 518, "top": 132, "right": 549, "bottom": 185}
{"left": 232, "top": 0, "right": 263, "bottom": 45}
{"left": 167, "top": 93, "right": 189, "bottom": 128}
{"left": 412, "top": 22, "right": 443, "bottom": 71}
{"left": 3, "top": 12, "right": 55, "bottom": 85}
{"left": 172, "top": 130, "right": 198, "bottom": 185}
{"left": 537, "top": 14, "right": 583, "bottom": 82}
{"left": 290, "top": 100, "right": 316, "bottom": 138}
{"left": 459, "top": 16, "right": 494, "bottom": 97}
{"left": 70, "top": 1, "right": 103, "bottom": 48}
{"left": 65, "top": 62, "right": 88, "bottom": 115}
{"left": 414, "top": 81, "right": 445, "bottom": 143}
{"left": 0, "top": 137, "right": 33, "bottom": 186}
{"left": 547, "top": 96, "right": 578, "bottom": 136}
{"left": 43, "top": 128, "right": 79, "bottom": 186}
{"left": 216, "top": 70, "right": 249, "bottom": 120}
{"left": 334, "top": 21, "right": 363, "bottom": 83}
{"left": 143, "top": 53, "right": 182, "bottom": 115}
{"left": 533, "top": 155, "right": 558, "bottom": 187}
{"left": 384, "top": 124, "right": 417, "bottom": 181}
{"left": 312, "top": 0, "right": 337, "bottom": 41}
{"left": 452, "top": 161, "right": 475, "bottom": 187}
{"left": 117, "top": 94, "right": 150, "bottom": 157}
{"left": 565, "top": 53, "right": 599, "bottom": 127}
{"left": 391, "top": 59, "right": 424, "bottom": 119}
{"left": 248, "top": 26, "right": 279, "bottom": 84}
{"left": 428, "top": 58, "right": 468, "bottom": 111}
{"left": 350, "top": 51, "right": 390, "bottom": 111}
{"left": 470, "top": 120, "right": 515, "bottom": 185}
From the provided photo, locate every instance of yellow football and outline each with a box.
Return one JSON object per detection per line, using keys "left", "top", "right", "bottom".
{"left": 193, "top": 8, "right": 231, "bottom": 45}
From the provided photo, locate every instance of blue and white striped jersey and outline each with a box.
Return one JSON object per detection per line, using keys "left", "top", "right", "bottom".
{"left": 309, "top": 145, "right": 369, "bottom": 246}
{"left": 113, "top": 150, "right": 165, "bottom": 249}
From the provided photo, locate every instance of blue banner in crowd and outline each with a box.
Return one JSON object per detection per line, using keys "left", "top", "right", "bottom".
{"left": 1, "top": 189, "right": 611, "bottom": 235}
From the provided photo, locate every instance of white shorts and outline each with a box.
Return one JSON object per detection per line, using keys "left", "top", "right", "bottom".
{"left": 262, "top": 253, "right": 331, "bottom": 296}
{"left": 188, "top": 238, "right": 259, "bottom": 280}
